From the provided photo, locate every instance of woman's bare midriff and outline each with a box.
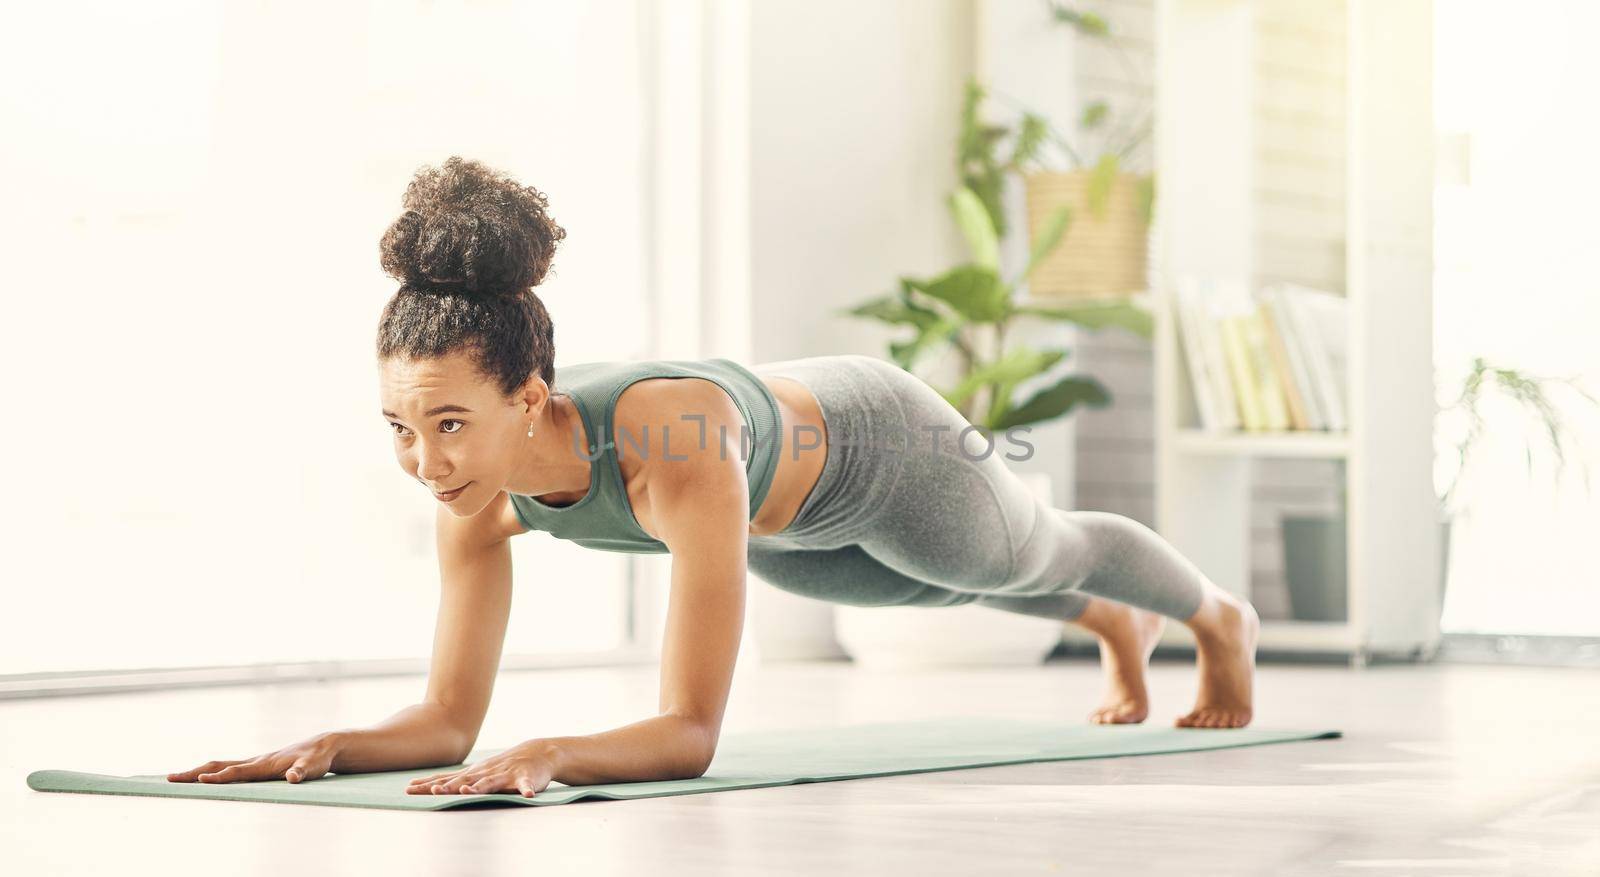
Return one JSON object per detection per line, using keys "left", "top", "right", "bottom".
{"left": 745, "top": 374, "right": 829, "bottom": 536}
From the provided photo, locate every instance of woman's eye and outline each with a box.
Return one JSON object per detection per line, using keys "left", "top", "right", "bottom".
{"left": 389, "top": 420, "right": 463, "bottom": 436}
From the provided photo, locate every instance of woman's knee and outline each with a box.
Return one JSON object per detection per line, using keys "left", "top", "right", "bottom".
{"left": 994, "top": 507, "right": 1134, "bottom": 596}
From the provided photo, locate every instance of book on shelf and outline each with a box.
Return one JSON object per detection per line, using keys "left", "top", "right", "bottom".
{"left": 1260, "top": 295, "right": 1310, "bottom": 430}
{"left": 1264, "top": 284, "right": 1325, "bottom": 430}
{"left": 1171, "top": 276, "right": 1236, "bottom": 430}
{"left": 1277, "top": 282, "right": 1349, "bottom": 432}
{"left": 1219, "top": 317, "right": 1265, "bottom": 430}
{"left": 1241, "top": 305, "right": 1292, "bottom": 430}
{"left": 1171, "top": 276, "right": 1349, "bottom": 434}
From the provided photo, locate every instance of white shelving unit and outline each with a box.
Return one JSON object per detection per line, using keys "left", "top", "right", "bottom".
{"left": 1062, "top": 0, "right": 1440, "bottom": 665}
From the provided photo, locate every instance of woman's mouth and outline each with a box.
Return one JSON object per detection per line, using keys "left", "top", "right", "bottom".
{"left": 434, "top": 483, "right": 471, "bottom": 502}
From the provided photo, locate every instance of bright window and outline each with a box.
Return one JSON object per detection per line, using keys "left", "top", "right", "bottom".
{"left": 0, "top": 1, "right": 650, "bottom": 673}
{"left": 1434, "top": 1, "right": 1600, "bottom": 636}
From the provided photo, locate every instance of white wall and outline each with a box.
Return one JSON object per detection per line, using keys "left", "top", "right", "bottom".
{"left": 744, "top": 0, "right": 977, "bottom": 658}
{"left": 0, "top": 0, "right": 648, "bottom": 675}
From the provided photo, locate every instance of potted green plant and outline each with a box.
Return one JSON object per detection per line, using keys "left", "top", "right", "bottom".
{"left": 829, "top": 76, "right": 1155, "bottom": 668}
{"left": 839, "top": 180, "right": 1149, "bottom": 431}
{"left": 1280, "top": 357, "right": 1598, "bottom": 623}
{"left": 838, "top": 76, "right": 1153, "bottom": 434}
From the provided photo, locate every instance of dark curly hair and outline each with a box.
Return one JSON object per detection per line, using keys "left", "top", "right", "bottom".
{"left": 375, "top": 156, "right": 567, "bottom": 398}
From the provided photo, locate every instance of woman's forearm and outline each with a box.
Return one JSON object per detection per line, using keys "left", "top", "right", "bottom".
{"left": 327, "top": 702, "right": 473, "bottom": 774}
{"left": 545, "top": 713, "right": 713, "bottom": 786}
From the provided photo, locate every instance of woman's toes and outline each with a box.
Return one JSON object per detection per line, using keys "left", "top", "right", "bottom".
{"left": 1090, "top": 704, "right": 1140, "bottom": 725}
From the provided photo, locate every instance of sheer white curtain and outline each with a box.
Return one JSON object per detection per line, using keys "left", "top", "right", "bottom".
{"left": 1434, "top": 1, "right": 1600, "bottom": 636}
{"left": 0, "top": 0, "right": 651, "bottom": 674}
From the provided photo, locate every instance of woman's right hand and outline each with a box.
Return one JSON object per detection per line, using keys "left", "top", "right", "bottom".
{"left": 166, "top": 731, "right": 345, "bottom": 785}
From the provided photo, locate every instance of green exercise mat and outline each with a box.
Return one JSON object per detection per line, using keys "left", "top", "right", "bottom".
{"left": 28, "top": 716, "right": 1341, "bottom": 812}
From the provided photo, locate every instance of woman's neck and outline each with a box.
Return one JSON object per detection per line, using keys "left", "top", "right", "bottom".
{"left": 506, "top": 393, "right": 592, "bottom": 499}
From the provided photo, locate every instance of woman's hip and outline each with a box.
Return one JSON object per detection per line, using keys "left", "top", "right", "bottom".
{"left": 748, "top": 354, "right": 1041, "bottom": 553}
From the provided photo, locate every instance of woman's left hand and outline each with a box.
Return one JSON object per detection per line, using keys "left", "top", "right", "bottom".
{"left": 405, "top": 738, "right": 560, "bottom": 798}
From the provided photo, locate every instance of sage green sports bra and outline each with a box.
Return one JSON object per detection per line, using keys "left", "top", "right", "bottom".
{"left": 508, "top": 357, "right": 784, "bottom": 554}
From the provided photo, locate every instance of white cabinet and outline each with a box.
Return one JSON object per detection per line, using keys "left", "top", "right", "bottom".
{"left": 1060, "top": 0, "right": 1440, "bottom": 664}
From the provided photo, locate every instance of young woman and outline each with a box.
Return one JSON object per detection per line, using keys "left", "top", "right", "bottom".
{"left": 168, "top": 157, "right": 1259, "bottom": 799}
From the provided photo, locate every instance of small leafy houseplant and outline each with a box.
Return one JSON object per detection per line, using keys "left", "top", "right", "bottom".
{"left": 841, "top": 66, "right": 1155, "bottom": 434}
{"left": 1436, "top": 357, "right": 1598, "bottom": 517}
{"left": 840, "top": 185, "right": 1151, "bottom": 433}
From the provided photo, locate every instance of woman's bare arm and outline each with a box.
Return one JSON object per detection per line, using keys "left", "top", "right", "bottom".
{"left": 329, "top": 493, "right": 518, "bottom": 771}
{"left": 395, "top": 381, "right": 748, "bottom": 796}
{"left": 537, "top": 381, "right": 749, "bottom": 783}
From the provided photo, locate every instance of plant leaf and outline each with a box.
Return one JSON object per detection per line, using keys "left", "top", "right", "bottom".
{"left": 946, "top": 348, "right": 1068, "bottom": 409}
{"left": 843, "top": 293, "right": 940, "bottom": 330}
{"left": 1009, "top": 113, "right": 1049, "bottom": 170}
{"left": 1018, "top": 204, "right": 1072, "bottom": 286}
{"left": 991, "top": 375, "right": 1111, "bottom": 430}
{"left": 912, "top": 265, "right": 1009, "bottom": 323}
{"left": 1013, "top": 298, "right": 1153, "bottom": 338}
{"left": 1080, "top": 101, "right": 1109, "bottom": 130}
{"left": 962, "top": 168, "right": 1008, "bottom": 240}
{"left": 898, "top": 276, "right": 950, "bottom": 322}
{"left": 949, "top": 187, "right": 1000, "bottom": 271}
{"left": 1087, "top": 153, "right": 1120, "bottom": 219}
{"left": 985, "top": 348, "right": 1072, "bottom": 427}
{"left": 958, "top": 78, "right": 987, "bottom": 165}
{"left": 888, "top": 316, "right": 962, "bottom": 371}
{"left": 1050, "top": 5, "right": 1111, "bottom": 37}
{"left": 1135, "top": 173, "right": 1156, "bottom": 226}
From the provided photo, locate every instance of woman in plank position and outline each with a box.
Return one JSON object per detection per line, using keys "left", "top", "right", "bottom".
{"left": 168, "top": 157, "right": 1259, "bottom": 798}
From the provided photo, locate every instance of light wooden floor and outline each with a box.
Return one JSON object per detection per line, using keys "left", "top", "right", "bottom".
{"left": 4, "top": 656, "right": 1598, "bottom": 876}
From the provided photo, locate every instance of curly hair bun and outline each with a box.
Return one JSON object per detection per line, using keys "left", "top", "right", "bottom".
{"left": 379, "top": 156, "right": 567, "bottom": 298}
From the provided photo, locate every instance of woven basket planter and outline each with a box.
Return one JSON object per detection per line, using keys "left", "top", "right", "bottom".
{"left": 1023, "top": 169, "right": 1151, "bottom": 299}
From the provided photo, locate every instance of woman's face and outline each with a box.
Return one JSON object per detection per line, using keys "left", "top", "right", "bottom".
{"left": 379, "top": 350, "right": 541, "bottom": 517}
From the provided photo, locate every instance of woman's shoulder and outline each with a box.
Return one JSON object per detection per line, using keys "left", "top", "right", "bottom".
{"left": 561, "top": 358, "right": 746, "bottom": 416}
{"left": 608, "top": 372, "right": 747, "bottom": 496}
{"left": 611, "top": 373, "right": 739, "bottom": 447}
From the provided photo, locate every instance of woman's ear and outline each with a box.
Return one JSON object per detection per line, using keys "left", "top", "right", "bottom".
{"left": 519, "top": 376, "right": 552, "bottom": 418}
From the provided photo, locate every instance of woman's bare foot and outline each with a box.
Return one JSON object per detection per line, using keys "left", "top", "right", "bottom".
{"left": 1176, "top": 585, "right": 1260, "bottom": 728}
{"left": 1070, "top": 597, "right": 1167, "bottom": 724}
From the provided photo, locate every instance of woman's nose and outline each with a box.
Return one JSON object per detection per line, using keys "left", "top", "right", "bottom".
{"left": 413, "top": 442, "right": 452, "bottom": 481}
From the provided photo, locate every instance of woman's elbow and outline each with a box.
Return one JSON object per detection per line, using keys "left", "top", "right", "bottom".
{"left": 685, "top": 757, "right": 713, "bottom": 779}
{"left": 684, "top": 736, "right": 717, "bottom": 779}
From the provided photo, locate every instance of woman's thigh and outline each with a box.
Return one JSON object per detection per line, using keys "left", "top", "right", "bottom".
{"left": 751, "top": 354, "right": 1101, "bottom": 600}
{"left": 746, "top": 541, "right": 980, "bottom": 609}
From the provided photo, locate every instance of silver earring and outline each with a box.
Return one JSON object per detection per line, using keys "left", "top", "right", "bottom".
{"left": 527, "top": 422, "right": 536, "bottom": 438}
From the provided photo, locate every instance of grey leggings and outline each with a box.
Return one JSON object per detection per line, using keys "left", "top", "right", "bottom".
{"left": 746, "top": 354, "right": 1207, "bottom": 622}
